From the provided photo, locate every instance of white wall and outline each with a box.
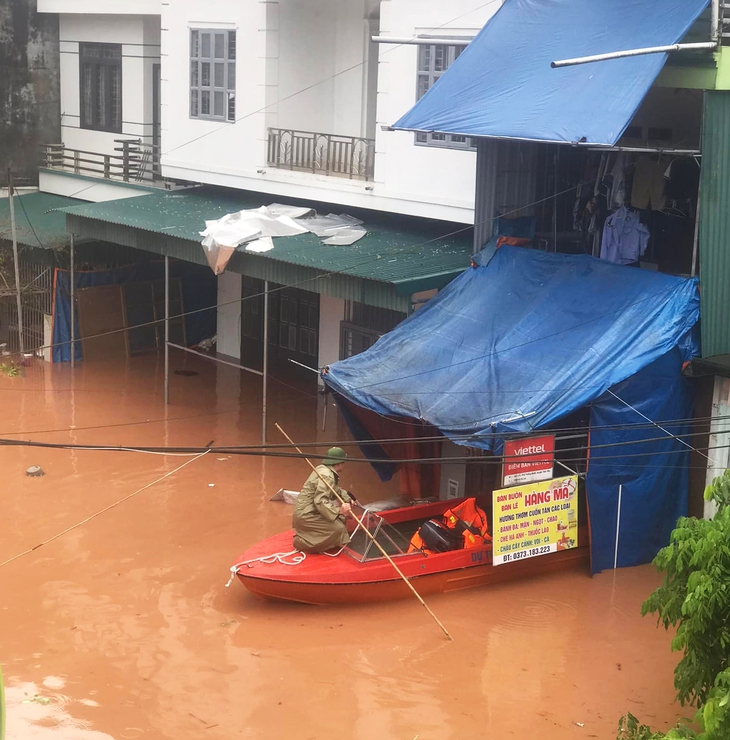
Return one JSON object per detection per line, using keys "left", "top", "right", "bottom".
{"left": 374, "top": 0, "right": 500, "bottom": 223}
{"left": 159, "top": 0, "right": 498, "bottom": 223}
{"left": 39, "top": 0, "right": 161, "bottom": 14}
{"left": 439, "top": 440, "right": 467, "bottom": 500}
{"left": 38, "top": 170, "right": 156, "bottom": 202}
{"left": 160, "top": 0, "right": 268, "bottom": 187}
{"left": 704, "top": 376, "right": 730, "bottom": 520}
{"left": 216, "top": 272, "right": 242, "bottom": 360}
{"left": 58, "top": 15, "right": 160, "bottom": 157}
{"left": 318, "top": 294, "right": 345, "bottom": 384}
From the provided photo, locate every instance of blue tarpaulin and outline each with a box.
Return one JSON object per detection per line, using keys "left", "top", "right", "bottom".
{"left": 393, "top": 0, "right": 709, "bottom": 145}
{"left": 587, "top": 349, "right": 694, "bottom": 572}
{"left": 53, "top": 261, "right": 216, "bottom": 363}
{"left": 324, "top": 246, "right": 700, "bottom": 571}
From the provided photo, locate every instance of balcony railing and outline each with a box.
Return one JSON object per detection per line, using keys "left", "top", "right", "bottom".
{"left": 40, "top": 139, "right": 163, "bottom": 185}
{"left": 267, "top": 128, "right": 375, "bottom": 181}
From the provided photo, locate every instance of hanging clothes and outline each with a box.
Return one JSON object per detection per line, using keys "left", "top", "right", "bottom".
{"left": 608, "top": 152, "right": 628, "bottom": 210}
{"left": 631, "top": 156, "right": 668, "bottom": 210}
{"left": 600, "top": 205, "right": 650, "bottom": 265}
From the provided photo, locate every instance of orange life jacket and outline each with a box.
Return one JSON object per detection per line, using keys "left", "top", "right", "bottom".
{"left": 442, "top": 498, "right": 492, "bottom": 548}
{"left": 407, "top": 529, "right": 428, "bottom": 554}
{"left": 408, "top": 498, "right": 491, "bottom": 553}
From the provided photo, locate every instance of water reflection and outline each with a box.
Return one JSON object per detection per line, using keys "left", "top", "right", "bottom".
{"left": 0, "top": 354, "right": 682, "bottom": 739}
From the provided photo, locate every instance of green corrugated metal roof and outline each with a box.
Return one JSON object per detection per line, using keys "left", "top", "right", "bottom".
{"left": 700, "top": 91, "right": 730, "bottom": 358}
{"left": 57, "top": 187, "right": 473, "bottom": 288}
{"left": 0, "top": 192, "right": 85, "bottom": 249}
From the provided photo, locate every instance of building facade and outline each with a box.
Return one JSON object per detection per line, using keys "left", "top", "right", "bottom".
{"left": 34, "top": 0, "right": 490, "bottom": 374}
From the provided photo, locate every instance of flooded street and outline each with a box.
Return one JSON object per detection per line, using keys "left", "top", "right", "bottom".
{"left": 0, "top": 355, "right": 685, "bottom": 739}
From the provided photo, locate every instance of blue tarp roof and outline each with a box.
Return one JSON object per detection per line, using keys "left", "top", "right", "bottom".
{"left": 393, "top": 0, "right": 710, "bottom": 146}
{"left": 324, "top": 246, "right": 700, "bottom": 449}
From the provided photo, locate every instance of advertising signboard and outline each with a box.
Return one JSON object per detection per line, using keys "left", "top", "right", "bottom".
{"left": 502, "top": 435, "right": 555, "bottom": 486}
{"left": 492, "top": 475, "right": 579, "bottom": 566}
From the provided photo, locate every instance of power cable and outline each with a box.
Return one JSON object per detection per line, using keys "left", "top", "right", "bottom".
{"left": 161, "top": 0, "right": 502, "bottom": 157}
{"left": 2, "top": 178, "right": 593, "bottom": 363}
{"left": 0, "top": 428, "right": 717, "bottom": 465}
{"left": 0, "top": 450, "right": 210, "bottom": 570}
{"left": 0, "top": 404, "right": 717, "bottom": 444}
{"left": 59, "top": 0, "right": 503, "bottom": 201}
{"left": 13, "top": 189, "right": 48, "bottom": 251}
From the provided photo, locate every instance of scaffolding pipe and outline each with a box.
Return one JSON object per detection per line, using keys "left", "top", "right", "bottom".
{"left": 7, "top": 170, "right": 24, "bottom": 375}
{"left": 712, "top": 0, "right": 721, "bottom": 46}
{"left": 168, "top": 343, "right": 263, "bottom": 376}
{"left": 262, "top": 280, "right": 269, "bottom": 444}
{"left": 551, "top": 41, "right": 717, "bottom": 69}
{"left": 70, "top": 234, "right": 75, "bottom": 369}
{"left": 587, "top": 146, "right": 700, "bottom": 154}
{"left": 164, "top": 255, "right": 169, "bottom": 405}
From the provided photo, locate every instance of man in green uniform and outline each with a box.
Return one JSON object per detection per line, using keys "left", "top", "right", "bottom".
{"left": 292, "top": 447, "right": 356, "bottom": 553}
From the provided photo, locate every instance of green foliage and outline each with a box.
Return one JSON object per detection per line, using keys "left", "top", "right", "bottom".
{"left": 0, "top": 363, "right": 19, "bottom": 377}
{"left": 617, "top": 714, "right": 696, "bottom": 740}
{"left": 617, "top": 474, "right": 730, "bottom": 740}
{"left": 703, "top": 469, "right": 730, "bottom": 511}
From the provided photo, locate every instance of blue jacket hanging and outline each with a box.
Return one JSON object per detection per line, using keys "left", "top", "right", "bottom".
{"left": 600, "top": 206, "right": 650, "bottom": 265}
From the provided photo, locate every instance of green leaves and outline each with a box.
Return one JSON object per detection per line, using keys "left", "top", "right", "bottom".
{"left": 618, "top": 473, "right": 730, "bottom": 740}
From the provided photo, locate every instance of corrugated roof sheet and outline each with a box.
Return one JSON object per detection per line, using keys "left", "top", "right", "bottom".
{"left": 0, "top": 192, "right": 85, "bottom": 249}
{"left": 700, "top": 91, "right": 730, "bottom": 358}
{"left": 57, "top": 187, "right": 473, "bottom": 287}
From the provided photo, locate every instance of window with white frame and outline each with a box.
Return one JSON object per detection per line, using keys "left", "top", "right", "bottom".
{"left": 190, "top": 29, "right": 236, "bottom": 122}
{"left": 79, "top": 43, "right": 122, "bottom": 133}
{"left": 415, "top": 44, "right": 473, "bottom": 150}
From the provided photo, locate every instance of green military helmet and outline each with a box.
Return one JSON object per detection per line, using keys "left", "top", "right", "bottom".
{"left": 323, "top": 446, "right": 347, "bottom": 466}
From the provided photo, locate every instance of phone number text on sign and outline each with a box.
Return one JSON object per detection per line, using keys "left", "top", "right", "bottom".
{"left": 492, "top": 475, "right": 578, "bottom": 566}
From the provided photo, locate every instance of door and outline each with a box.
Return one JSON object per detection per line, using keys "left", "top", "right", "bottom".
{"left": 76, "top": 285, "right": 128, "bottom": 360}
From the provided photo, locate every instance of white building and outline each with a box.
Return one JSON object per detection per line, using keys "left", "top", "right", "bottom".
{"left": 36, "top": 0, "right": 497, "bottom": 372}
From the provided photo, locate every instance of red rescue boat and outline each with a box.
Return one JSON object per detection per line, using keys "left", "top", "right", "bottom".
{"left": 229, "top": 497, "right": 589, "bottom": 605}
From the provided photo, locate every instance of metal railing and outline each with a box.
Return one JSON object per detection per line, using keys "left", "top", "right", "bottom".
{"left": 40, "top": 139, "right": 163, "bottom": 185}
{"left": 267, "top": 128, "right": 375, "bottom": 181}
{"left": 0, "top": 259, "right": 54, "bottom": 355}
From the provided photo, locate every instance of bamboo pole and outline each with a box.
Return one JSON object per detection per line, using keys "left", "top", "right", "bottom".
{"left": 275, "top": 422, "right": 453, "bottom": 641}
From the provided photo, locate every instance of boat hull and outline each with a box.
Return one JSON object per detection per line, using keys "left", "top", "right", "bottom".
{"left": 237, "top": 546, "right": 588, "bottom": 605}
{"left": 232, "top": 498, "right": 590, "bottom": 605}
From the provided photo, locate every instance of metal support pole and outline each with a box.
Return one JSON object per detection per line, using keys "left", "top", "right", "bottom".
{"left": 7, "top": 170, "right": 24, "bottom": 375}
{"left": 70, "top": 233, "right": 75, "bottom": 368}
{"left": 552, "top": 41, "right": 717, "bottom": 68}
{"left": 262, "top": 280, "right": 269, "bottom": 443}
{"left": 164, "top": 255, "right": 170, "bottom": 405}
{"left": 613, "top": 484, "right": 623, "bottom": 570}
{"left": 712, "top": 0, "right": 721, "bottom": 47}
{"left": 691, "top": 187, "right": 702, "bottom": 278}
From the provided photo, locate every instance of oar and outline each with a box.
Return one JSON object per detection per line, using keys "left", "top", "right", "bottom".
{"left": 275, "top": 423, "right": 453, "bottom": 641}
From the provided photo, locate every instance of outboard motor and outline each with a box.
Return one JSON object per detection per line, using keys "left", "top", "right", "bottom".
{"left": 418, "top": 519, "right": 462, "bottom": 553}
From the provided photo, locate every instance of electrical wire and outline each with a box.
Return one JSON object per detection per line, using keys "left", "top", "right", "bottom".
{"left": 161, "top": 0, "right": 503, "bottom": 157}
{"left": 0, "top": 176, "right": 635, "bottom": 365}
{"left": 0, "top": 449, "right": 210, "bottom": 570}
{"left": 58, "top": 0, "right": 503, "bottom": 202}
{"left": 13, "top": 189, "right": 48, "bottom": 251}
{"left": 0, "top": 427, "right": 718, "bottom": 465}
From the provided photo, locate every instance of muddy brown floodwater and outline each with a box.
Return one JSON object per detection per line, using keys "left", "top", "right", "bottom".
{"left": 0, "top": 354, "right": 686, "bottom": 739}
